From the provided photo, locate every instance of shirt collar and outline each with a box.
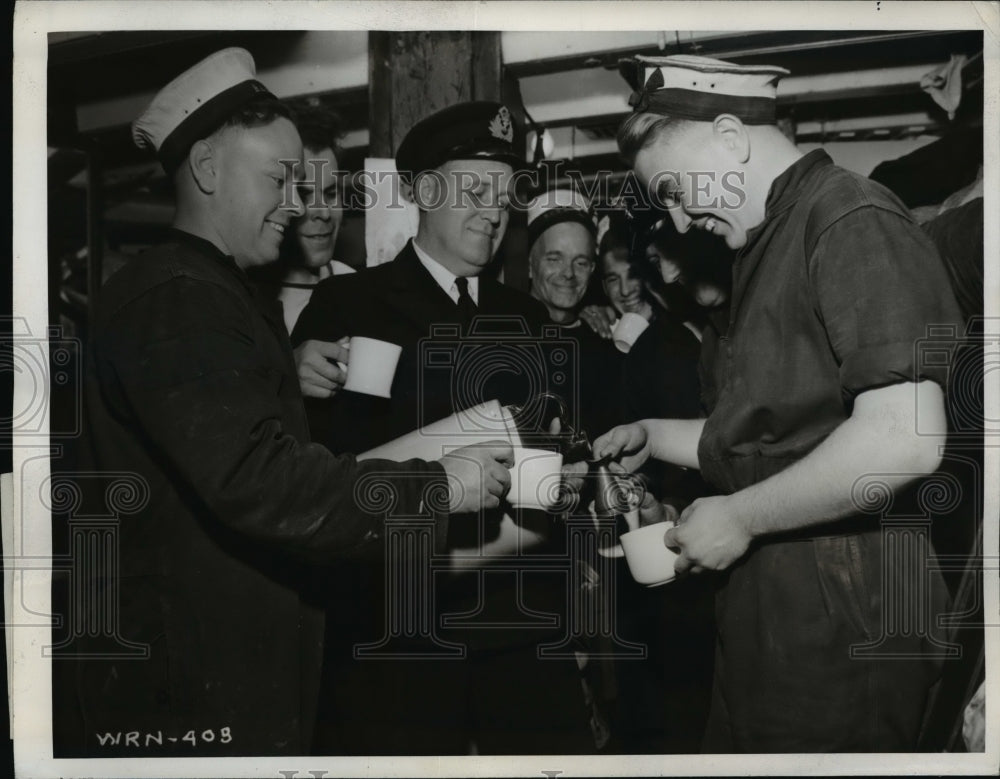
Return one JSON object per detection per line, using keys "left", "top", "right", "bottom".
{"left": 167, "top": 228, "right": 266, "bottom": 302}
{"left": 739, "top": 149, "right": 833, "bottom": 253}
{"left": 412, "top": 239, "right": 479, "bottom": 304}
{"left": 763, "top": 149, "right": 833, "bottom": 218}
{"left": 168, "top": 227, "right": 232, "bottom": 263}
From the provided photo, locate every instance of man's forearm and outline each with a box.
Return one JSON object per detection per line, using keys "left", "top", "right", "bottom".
{"left": 644, "top": 418, "right": 706, "bottom": 470}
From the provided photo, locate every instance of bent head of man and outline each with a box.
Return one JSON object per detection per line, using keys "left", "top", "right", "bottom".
{"left": 132, "top": 48, "right": 304, "bottom": 269}
{"left": 526, "top": 189, "right": 597, "bottom": 324}
{"left": 617, "top": 54, "right": 794, "bottom": 251}
{"left": 396, "top": 102, "right": 523, "bottom": 277}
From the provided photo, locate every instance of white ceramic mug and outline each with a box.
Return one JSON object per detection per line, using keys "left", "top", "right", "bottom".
{"left": 620, "top": 521, "right": 679, "bottom": 586}
{"left": 507, "top": 447, "right": 563, "bottom": 510}
{"left": 612, "top": 312, "right": 650, "bottom": 353}
{"left": 342, "top": 337, "right": 402, "bottom": 398}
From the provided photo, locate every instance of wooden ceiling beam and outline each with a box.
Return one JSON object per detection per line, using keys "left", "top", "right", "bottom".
{"left": 504, "top": 29, "right": 981, "bottom": 79}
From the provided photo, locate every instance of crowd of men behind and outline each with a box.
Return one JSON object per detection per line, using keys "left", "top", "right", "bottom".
{"left": 51, "top": 45, "right": 985, "bottom": 758}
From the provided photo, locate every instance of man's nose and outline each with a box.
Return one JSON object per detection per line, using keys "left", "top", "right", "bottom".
{"left": 481, "top": 206, "right": 502, "bottom": 226}
{"left": 309, "top": 200, "right": 332, "bottom": 221}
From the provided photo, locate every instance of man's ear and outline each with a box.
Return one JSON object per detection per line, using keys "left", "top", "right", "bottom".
{"left": 713, "top": 114, "right": 751, "bottom": 165}
{"left": 187, "top": 139, "right": 218, "bottom": 194}
{"left": 413, "top": 169, "right": 444, "bottom": 211}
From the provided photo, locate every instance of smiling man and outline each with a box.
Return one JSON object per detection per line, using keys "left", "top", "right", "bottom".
{"left": 527, "top": 188, "right": 597, "bottom": 324}
{"left": 265, "top": 104, "right": 356, "bottom": 335}
{"left": 293, "top": 102, "right": 549, "bottom": 452}
{"left": 292, "top": 103, "right": 594, "bottom": 755}
{"left": 57, "top": 50, "right": 511, "bottom": 758}
{"left": 524, "top": 189, "right": 623, "bottom": 439}
{"left": 595, "top": 54, "right": 964, "bottom": 752}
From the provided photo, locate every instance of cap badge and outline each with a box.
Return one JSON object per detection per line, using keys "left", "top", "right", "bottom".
{"left": 489, "top": 106, "right": 513, "bottom": 142}
{"left": 596, "top": 214, "right": 611, "bottom": 246}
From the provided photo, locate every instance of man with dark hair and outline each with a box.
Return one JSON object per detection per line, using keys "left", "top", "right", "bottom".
{"left": 265, "top": 103, "right": 356, "bottom": 334}
{"left": 597, "top": 53, "right": 962, "bottom": 752}
{"left": 56, "top": 48, "right": 512, "bottom": 757}
{"left": 253, "top": 102, "right": 357, "bottom": 397}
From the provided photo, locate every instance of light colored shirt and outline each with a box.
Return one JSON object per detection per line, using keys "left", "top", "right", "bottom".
{"left": 278, "top": 261, "right": 355, "bottom": 334}
{"left": 412, "top": 240, "right": 480, "bottom": 305}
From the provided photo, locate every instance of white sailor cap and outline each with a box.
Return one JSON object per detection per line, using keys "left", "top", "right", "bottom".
{"left": 132, "top": 47, "right": 278, "bottom": 172}
{"left": 526, "top": 188, "right": 597, "bottom": 248}
{"left": 620, "top": 54, "right": 789, "bottom": 124}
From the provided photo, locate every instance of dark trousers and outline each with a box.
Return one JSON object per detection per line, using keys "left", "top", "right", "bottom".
{"left": 702, "top": 530, "right": 949, "bottom": 752}
{"left": 611, "top": 561, "right": 716, "bottom": 753}
{"left": 313, "top": 561, "right": 593, "bottom": 755}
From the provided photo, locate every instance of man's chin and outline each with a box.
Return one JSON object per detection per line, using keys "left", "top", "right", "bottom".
{"left": 550, "top": 296, "right": 583, "bottom": 312}
{"left": 238, "top": 252, "right": 279, "bottom": 269}
{"left": 302, "top": 255, "right": 332, "bottom": 270}
{"left": 722, "top": 230, "right": 747, "bottom": 250}
{"left": 461, "top": 254, "right": 493, "bottom": 271}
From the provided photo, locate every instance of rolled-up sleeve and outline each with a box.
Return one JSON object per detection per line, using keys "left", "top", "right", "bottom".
{"left": 807, "top": 205, "right": 964, "bottom": 401}
{"left": 97, "top": 276, "right": 449, "bottom": 561}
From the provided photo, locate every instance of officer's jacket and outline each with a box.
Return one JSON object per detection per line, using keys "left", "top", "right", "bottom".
{"left": 293, "top": 240, "right": 549, "bottom": 456}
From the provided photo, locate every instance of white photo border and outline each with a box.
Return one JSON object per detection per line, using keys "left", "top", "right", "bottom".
{"left": 11, "top": 1, "right": 999, "bottom": 776}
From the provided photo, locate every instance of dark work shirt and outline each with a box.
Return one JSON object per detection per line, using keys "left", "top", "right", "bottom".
{"left": 621, "top": 309, "right": 702, "bottom": 423}
{"left": 922, "top": 197, "right": 983, "bottom": 322}
{"left": 62, "top": 229, "right": 445, "bottom": 756}
{"left": 621, "top": 309, "right": 706, "bottom": 511}
{"left": 697, "top": 150, "right": 963, "bottom": 495}
{"left": 558, "top": 320, "right": 624, "bottom": 442}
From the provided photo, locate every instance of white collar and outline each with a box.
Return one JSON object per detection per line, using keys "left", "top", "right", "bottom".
{"left": 412, "top": 240, "right": 479, "bottom": 304}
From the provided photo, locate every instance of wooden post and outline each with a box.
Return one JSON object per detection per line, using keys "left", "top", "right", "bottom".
{"left": 367, "top": 32, "right": 526, "bottom": 287}
{"left": 368, "top": 31, "right": 502, "bottom": 157}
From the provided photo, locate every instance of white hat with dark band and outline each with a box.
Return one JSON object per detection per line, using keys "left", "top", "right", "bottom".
{"left": 620, "top": 54, "right": 789, "bottom": 124}
{"left": 526, "top": 189, "right": 597, "bottom": 249}
{"left": 132, "top": 47, "right": 278, "bottom": 172}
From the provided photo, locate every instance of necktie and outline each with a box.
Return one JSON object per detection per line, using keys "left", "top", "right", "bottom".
{"left": 455, "top": 276, "right": 477, "bottom": 326}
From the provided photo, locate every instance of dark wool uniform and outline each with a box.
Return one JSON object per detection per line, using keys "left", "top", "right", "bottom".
{"left": 612, "top": 309, "right": 717, "bottom": 753}
{"left": 55, "top": 231, "right": 446, "bottom": 756}
{"left": 621, "top": 310, "right": 702, "bottom": 423}
{"left": 561, "top": 321, "right": 624, "bottom": 442}
{"left": 697, "top": 150, "right": 963, "bottom": 752}
{"left": 292, "top": 241, "right": 593, "bottom": 755}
